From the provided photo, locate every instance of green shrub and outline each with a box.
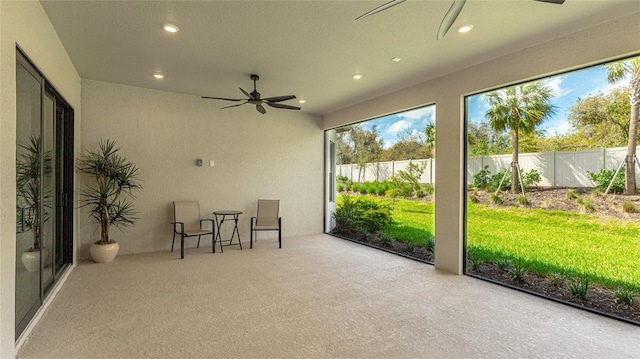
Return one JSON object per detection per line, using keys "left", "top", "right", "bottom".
{"left": 375, "top": 182, "right": 388, "bottom": 196}
{"left": 614, "top": 287, "right": 636, "bottom": 306}
{"left": 415, "top": 189, "right": 426, "bottom": 198}
{"left": 490, "top": 169, "right": 511, "bottom": 191}
{"left": 590, "top": 188, "right": 603, "bottom": 198}
{"left": 622, "top": 200, "right": 638, "bottom": 213}
{"left": 522, "top": 169, "right": 542, "bottom": 188}
{"left": 422, "top": 184, "right": 435, "bottom": 195}
{"left": 336, "top": 174, "right": 349, "bottom": 183}
{"left": 472, "top": 165, "right": 491, "bottom": 190}
{"left": 567, "top": 275, "right": 590, "bottom": 301}
{"left": 346, "top": 180, "right": 353, "bottom": 191}
{"left": 333, "top": 194, "right": 393, "bottom": 232}
{"left": 587, "top": 168, "right": 624, "bottom": 194}
{"left": 351, "top": 183, "right": 360, "bottom": 193}
{"left": 385, "top": 183, "right": 413, "bottom": 199}
{"left": 489, "top": 193, "right": 502, "bottom": 204}
{"left": 337, "top": 182, "right": 345, "bottom": 192}
{"left": 359, "top": 185, "right": 368, "bottom": 195}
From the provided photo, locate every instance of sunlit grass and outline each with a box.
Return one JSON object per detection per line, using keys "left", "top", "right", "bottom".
{"left": 340, "top": 195, "right": 640, "bottom": 291}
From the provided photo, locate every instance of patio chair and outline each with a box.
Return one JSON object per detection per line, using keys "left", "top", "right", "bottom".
{"left": 171, "top": 201, "right": 215, "bottom": 259}
{"left": 250, "top": 199, "right": 281, "bottom": 249}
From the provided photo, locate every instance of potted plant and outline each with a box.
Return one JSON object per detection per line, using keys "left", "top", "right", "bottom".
{"left": 16, "top": 135, "right": 50, "bottom": 272}
{"left": 78, "top": 139, "right": 142, "bottom": 262}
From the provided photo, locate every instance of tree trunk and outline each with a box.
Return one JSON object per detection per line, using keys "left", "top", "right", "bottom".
{"left": 100, "top": 205, "right": 110, "bottom": 244}
{"left": 625, "top": 102, "right": 638, "bottom": 194}
{"left": 511, "top": 129, "right": 519, "bottom": 194}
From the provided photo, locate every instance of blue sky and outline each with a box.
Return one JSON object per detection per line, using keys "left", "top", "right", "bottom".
{"left": 360, "top": 61, "right": 629, "bottom": 148}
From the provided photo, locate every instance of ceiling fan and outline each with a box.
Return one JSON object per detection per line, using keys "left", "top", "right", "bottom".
{"left": 202, "top": 74, "right": 300, "bottom": 114}
{"left": 355, "top": 0, "right": 565, "bottom": 40}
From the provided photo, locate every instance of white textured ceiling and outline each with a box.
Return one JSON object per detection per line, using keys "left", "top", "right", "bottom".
{"left": 40, "top": 0, "right": 639, "bottom": 115}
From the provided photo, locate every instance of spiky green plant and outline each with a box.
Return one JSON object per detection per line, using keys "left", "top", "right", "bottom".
{"left": 78, "top": 139, "right": 142, "bottom": 244}
{"left": 423, "top": 236, "right": 435, "bottom": 256}
{"left": 494, "top": 258, "right": 513, "bottom": 271}
{"left": 508, "top": 262, "right": 527, "bottom": 283}
{"left": 16, "top": 135, "right": 52, "bottom": 251}
{"left": 614, "top": 287, "right": 636, "bottom": 306}
{"left": 489, "top": 193, "right": 502, "bottom": 204}
{"left": 517, "top": 195, "right": 530, "bottom": 206}
{"left": 468, "top": 253, "right": 484, "bottom": 272}
{"left": 547, "top": 272, "right": 566, "bottom": 287}
{"left": 565, "top": 188, "right": 578, "bottom": 200}
{"left": 567, "top": 275, "right": 590, "bottom": 301}
{"left": 576, "top": 196, "right": 595, "bottom": 213}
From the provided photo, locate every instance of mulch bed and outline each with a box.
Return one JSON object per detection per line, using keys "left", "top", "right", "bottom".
{"left": 467, "top": 261, "right": 640, "bottom": 324}
{"left": 333, "top": 187, "right": 640, "bottom": 325}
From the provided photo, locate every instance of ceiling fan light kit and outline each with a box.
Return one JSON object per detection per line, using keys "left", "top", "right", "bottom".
{"left": 202, "top": 74, "right": 301, "bottom": 114}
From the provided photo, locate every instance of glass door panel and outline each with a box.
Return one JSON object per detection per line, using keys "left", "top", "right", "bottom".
{"left": 42, "top": 92, "right": 55, "bottom": 290}
{"left": 15, "top": 60, "right": 43, "bottom": 333}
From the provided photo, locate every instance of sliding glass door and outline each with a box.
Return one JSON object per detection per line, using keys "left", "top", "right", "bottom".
{"left": 15, "top": 49, "right": 74, "bottom": 339}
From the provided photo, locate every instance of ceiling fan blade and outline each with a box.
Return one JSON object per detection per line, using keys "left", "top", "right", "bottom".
{"left": 263, "top": 95, "right": 296, "bottom": 103}
{"left": 535, "top": 0, "right": 565, "bottom": 4}
{"left": 202, "top": 96, "right": 244, "bottom": 102}
{"left": 256, "top": 104, "right": 267, "bottom": 114}
{"left": 239, "top": 87, "right": 254, "bottom": 100}
{"left": 355, "top": 0, "right": 407, "bottom": 21}
{"left": 220, "top": 102, "right": 247, "bottom": 109}
{"left": 266, "top": 102, "right": 301, "bottom": 111}
{"left": 437, "top": 0, "right": 467, "bottom": 40}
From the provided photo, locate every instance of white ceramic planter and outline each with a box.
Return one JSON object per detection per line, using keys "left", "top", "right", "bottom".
{"left": 90, "top": 241, "right": 119, "bottom": 263}
{"left": 21, "top": 250, "right": 40, "bottom": 272}
{"left": 21, "top": 248, "right": 49, "bottom": 272}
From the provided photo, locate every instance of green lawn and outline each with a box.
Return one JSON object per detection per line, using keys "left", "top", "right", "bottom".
{"left": 354, "top": 196, "right": 640, "bottom": 291}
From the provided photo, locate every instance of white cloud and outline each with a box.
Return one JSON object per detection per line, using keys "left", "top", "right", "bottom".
{"left": 544, "top": 76, "right": 572, "bottom": 98}
{"left": 383, "top": 140, "right": 393, "bottom": 149}
{"left": 387, "top": 120, "right": 411, "bottom": 135}
{"left": 399, "top": 106, "right": 435, "bottom": 122}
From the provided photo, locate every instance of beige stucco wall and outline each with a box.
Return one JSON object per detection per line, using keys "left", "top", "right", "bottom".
{"left": 79, "top": 80, "right": 324, "bottom": 258}
{"left": 0, "top": 1, "right": 81, "bottom": 357}
{"left": 323, "top": 12, "right": 640, "bottom": 274}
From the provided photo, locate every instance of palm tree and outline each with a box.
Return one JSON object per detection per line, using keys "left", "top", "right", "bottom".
{"left": 607, "top": 58, "right": 640, "bottom": 195}
{"left": 485, "top": 82, "right": 556, "bottom": 193}
{"left": 424, "top": 122, "right": 435, "bottom": 157}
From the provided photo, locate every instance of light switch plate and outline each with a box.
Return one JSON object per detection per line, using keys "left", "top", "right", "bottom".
{"left": 209, "top": 160, "right": 215, "bottom": 167}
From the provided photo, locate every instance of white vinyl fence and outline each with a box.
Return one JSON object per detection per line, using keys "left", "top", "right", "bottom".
{"left": 336, "top": 146, "right": 640, "bottom": 188}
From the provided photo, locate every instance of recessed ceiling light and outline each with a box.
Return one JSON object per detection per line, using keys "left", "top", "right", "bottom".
{"left": 153, "top": 73, "right": 165, "bottom": 79}
{"left": 163, "top": 24, "right": 179, "bottom": 33}
{"left": 352, "top": 74, "right": 363, "bottom": 80}
{"left": 298, "top": 99, "right": 306, "bottom": 104}
{"left": 458, "top": 24, "right": 473, "bottom": 33}
{"left": 391, "top": 57, "right": 402, "bottom": 62}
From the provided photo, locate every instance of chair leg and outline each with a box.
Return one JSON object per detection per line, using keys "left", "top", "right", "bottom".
{"left": 197, "top": 235, "right": 201, "bottom": 248}
{"left": 250, "top": 219, "right": 254, "bottom": 249}
{"left": 180, "top": 232, "right": 185, "bottom": 259}
{"left": 278, "top": 218, "right": 282, "bottom": 249}
{"left": 171, "top": 232, "right": 176, "bottom": 252}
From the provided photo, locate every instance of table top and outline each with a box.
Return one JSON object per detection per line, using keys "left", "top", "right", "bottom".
{"left": 212, "top": 210, "right": 242, "bottom": 216}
